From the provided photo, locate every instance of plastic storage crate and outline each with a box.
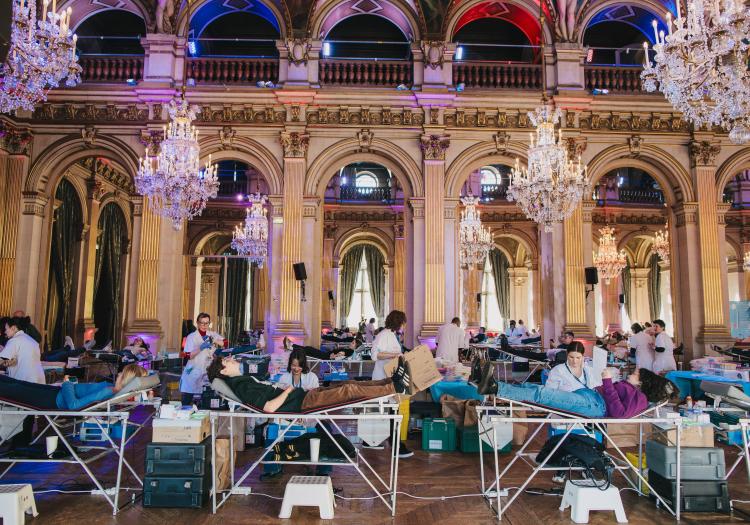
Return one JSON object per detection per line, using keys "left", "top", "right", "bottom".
{"left": 145, "top": 438, "right": 211, "bottom": 477}
{"left": 645, "top": 440, "right": 725, "bottom": 480}
{"left": 548, "top": 425, "right": 604, "bottom": 444}
{"left": 647, "top": 470, "right": 730, "bottom": 513}
{"left": 460, "top": 425, "right": 512, "bottom": 453}
{"left": 142, "top": 474, "right": 210, "bottom": 508}
{"left": 421, "top": 418, "right": 457, "bottom": 452}
{"left": 266, "top": 423, "right": 317, "bottom": 442}
{"left": 78, "top": 420, "right": 134, "bottom": 442}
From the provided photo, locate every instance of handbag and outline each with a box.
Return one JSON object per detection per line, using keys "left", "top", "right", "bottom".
{"left": 536, "top": 433, "right": 614, "bottom": 489}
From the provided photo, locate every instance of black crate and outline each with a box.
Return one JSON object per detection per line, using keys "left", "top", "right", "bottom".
{"left": 648, "top": 470, "right": 730, "bottom": 513}
{"left": 142, "top": 475, "right": 210, "bottom": 508}
{"left": 145, "top": 437, "right": 211, "bottom": 477}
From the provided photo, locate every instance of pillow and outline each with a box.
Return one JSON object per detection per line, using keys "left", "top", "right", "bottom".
{"left": 118, "top": 374, "right": 160, "bottom": 396}
{"left": 211, "top": 378, "right": 242, "bottom": 404}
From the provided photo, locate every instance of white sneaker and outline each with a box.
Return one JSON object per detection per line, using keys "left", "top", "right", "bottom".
{"left": 552, "top": 472, "right": 566, "bottom": 484}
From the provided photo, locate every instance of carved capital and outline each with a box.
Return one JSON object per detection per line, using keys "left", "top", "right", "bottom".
{"left": 290, "top": 105, "right": 301, "bottom": 122}
{"left": 323, "top": 223, "right": 338, "bottom": 239}
{"left": 689, "top": 140, "right": 721, "bottom": 167}
{"left": 421, "top": 40, "right": 446, "bottom": 69}
{"left": 409, "top": 198, "right": 425, "bottom": 219}
{"left": 393, "top": 222, "right": 405, "bottom": 239}
{"left": 0, "top": 122, "right": 32, "bottom": 155}
{"left": 22, "top": 192, "right": 48, "bottom": 216}
{"left": 420, "top": 134, "right": 450, "bottom": 161}
{"left": 493, "top": 131, "right": 510, "bottom": 154}
{"left": 280, "top": 131, "right": 309, "bottom": 158}
{"left": 565, "top": 136, "right": 587, "bottom": 159}
{"left": 673, "top": 202, "right": 699, "bottom": 227}
{"left": 87, "top": 179, "right": 106, "bottom": 201}
{"left": 357, "top": 129, "right": 374, "bottom": 152}
{"left": 139, "top": 129, "right": 163, "bottom": 156}
{"left": 628, "top": 135, "right": 643, "bottom": 157}
{"left": 219, "top": 126, "right": 236, "bottom": 149}
{"left": 286, "top": 38, "right": 312, "bottom": 66}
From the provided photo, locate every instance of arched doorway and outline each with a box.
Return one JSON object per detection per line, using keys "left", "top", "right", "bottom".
{"left": 93, "top": 203, "right": 128, "bottom": 346}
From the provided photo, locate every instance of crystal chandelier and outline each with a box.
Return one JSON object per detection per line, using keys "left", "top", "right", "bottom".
{"left": 641, "top": 0, "right": 750, "bottom": 144}
{"left": 0, "top": 0, "right": 81, "bottom": 114}
{"left": 594, "top": 227, "right": 627, "bottom": 284}
{"left": 459, "top": 195, "right": 493, "bottom": 267}
{"left": 652, "top": 229, "right": 670, "bottom": 264}
{"left": 231, "top": 193, "right": 269, "bottom": 267}
{"left": 136, "top": 93, "right": 219, "bottom": 230}
{"left": 508, "top": 105, "right": 589, "bottom": 232}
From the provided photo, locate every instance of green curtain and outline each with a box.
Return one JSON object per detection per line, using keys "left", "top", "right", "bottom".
{"left": 622, "top": 264, "right": 631, "bottom": 320}
{"left": 648, "top": 254, "right": 662, "bottom": 321}
{"left": 45, "top": 179, "right": 82, "bottom": 350}
{"left": 363, "top": 245, "right": 385, "bottom": 323}
{"left": 339, "top": 245, "right": 365, "bottom": 327}
{"left": 218, "top": 257, "right": 250, "bottom": 345}
{"left": 488, "top": 248, "right": 510, "bottom": 322}
{"left": 93, "top": 203, "right": 126, "bottom": 346}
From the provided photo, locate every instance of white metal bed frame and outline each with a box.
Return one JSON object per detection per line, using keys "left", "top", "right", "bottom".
{"left": 475, "top": 400, "right": 683, "bottom": 522}
{"left": 0, "top": 384, "right": 160, "bottom": 514}
{"left": 209, "top": 393, "right": 403, "bottom": 516}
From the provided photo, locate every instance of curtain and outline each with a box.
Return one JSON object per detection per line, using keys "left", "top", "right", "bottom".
{"left": 93, "top": 203, "right": 126, "bottom": 346}
{"left": 622, "top": 264, "right": 632, "bottom": 320}
{"left": 363, "top": 245, "right": 385, "bottom": 323}
{"left": 648, "top": 254, "right": 662, "bottom": 321}
{"left": 489, "top": 249, "right": 510, "bottom": 322}
{"left": 45, "top": 179, "right": 82, "bottom": 350}
{"left": 218, "top": 258, "right": 250, "bottom": 345}
{"left": 339, "top": 245, "right": 365, "bottom": 327}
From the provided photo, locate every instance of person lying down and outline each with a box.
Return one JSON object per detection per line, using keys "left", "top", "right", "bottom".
{"left": 478, "top": 351, "right": 677, "bottom": 418}
{"left": 207, "top": 355, "right": 409, "bottom": 413}
{"left": 0, "top": 364, "right": 149, "bottom": 410}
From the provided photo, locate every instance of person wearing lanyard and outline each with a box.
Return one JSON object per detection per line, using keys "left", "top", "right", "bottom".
{"left": 545, "top": 343, "right": 600, "bottom": 392}
{"left": 277, "top": 349, "right": 320, "bottom": 391}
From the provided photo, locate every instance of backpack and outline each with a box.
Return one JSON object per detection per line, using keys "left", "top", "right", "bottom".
{"left": 536, "top": 433, "right": 615, "bottom": 489}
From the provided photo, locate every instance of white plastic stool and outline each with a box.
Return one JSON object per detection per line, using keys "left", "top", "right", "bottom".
{"left": 0, "top": 484, "right": 38, "bottom": 525}
{"left": 279, "top": 476, "right": 336, "bottom": 519}
{"left": 559, "top": 480, "right": 627, "bottom": 524}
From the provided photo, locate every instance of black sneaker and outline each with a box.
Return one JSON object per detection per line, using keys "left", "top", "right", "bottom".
{"left": 392, "top": 357, "right": 410, "bottom": 394}
{"left": 396, "top": 443, "right": 414, "bottom": 458}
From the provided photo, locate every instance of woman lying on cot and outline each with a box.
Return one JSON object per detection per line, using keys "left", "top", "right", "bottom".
{"left": 477, "top": 342, "right": 677, "bottom": 418}
{"left": 0, "top": 364, "right": 149, "bottom": 410}
{"left": 207, "top": 354, "right": 409, "bottom": 413}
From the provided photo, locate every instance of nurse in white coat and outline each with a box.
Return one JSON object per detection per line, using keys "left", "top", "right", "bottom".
{"left": 652, "top": 320, "right": 677, "bottom": 374}
{"left": 436, "top": 318, "right": 465, "bottom": 363}
{"left": 0, "top": 318, "right": 44, "bottom": 384}
{"left": 628, "top": 323, "right": 654, "bottom": 371}
{"left": 180, "top": 313, "right": 225, "bottom": 405}
{"left": 371, "top": 311, "right": 407, "bottom": 380}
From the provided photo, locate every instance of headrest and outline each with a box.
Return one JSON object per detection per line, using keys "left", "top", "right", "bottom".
{"left": 118, "top": 374, "right": 160, "bottom": 395}
{"left": 211, "top": 378, "right": 242, "bottom": 404}
{"left": 700, "top": 380, "right": 750, "bottom": 409}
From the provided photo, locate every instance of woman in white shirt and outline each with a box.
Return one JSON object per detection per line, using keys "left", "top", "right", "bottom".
{"left": 628, "top": 323, "right": 654, "bottom": 371}
{"left": 545, "top": 342, "right": 600, "bottom": 392}
{"left": 0, "top": 317, "right": 45, "bottom": 384}
{"left": 652, "top": 319, "right": 677, "bottom": 374}
{"left": 277, "top": 349, "right": 320, "bottom": 391}
{"left": 180, "top": 313, "right": 225, "bottom": 405}
{"left": 371, "top": 310, "right": 407, "bottom": 381}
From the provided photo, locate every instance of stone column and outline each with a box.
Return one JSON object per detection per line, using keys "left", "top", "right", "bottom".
{"left": 199, "top": 262, "right": 221, "bottom": 322}
{"left": 563, "top": 204, "right": 593, "bottom": 339}
{"left": 507, "top": 267, "right": 530, "bottom": 323}
{"left": 444, "top": 198, "right": 459, "bottom": 321}
{"left": 0, "top": 150, "right": 28, "bottom": 315}
{"left": 156, "top": 217, "right": 186, "bottom": 350}
{"left": 274, "top": 131, "right": 309, "bottom": 346}
{"left": 630, "top": 267, "right": 651, "bottom": 324}
{"left": 716, "top": 203, "right": 732, "bottom": 321}
{"left": 742, "top": 241, "right": 750, "bottom": 301}
{"left": 672, "top": 202, "right": 702, "bottom": 358}
{"left": 659, "top": 260, "right": 675, "bottom": 333}
{"left": 528, "top": 262, "right": 539, "bottom": 331}
{"left": 77, "top": 180, "right": 105, "bottom": 336}
{"left": 419, "top": 134, "right": 450, "bottom": 342}
{"left": 320, "top": 224, "right": 336, "bottom": 330}
{"left": 601, "top": 275, "right": 622, "bottom": 333}
{"left": 409, "top": 198, "right": 425, "bottom": 347}
{"left": 552, "top": 43, "right": 588, "bottom": 95}
{"left": 188, "top": 257, "right": 202, "bottom": 322}
{"left": 581, "top": 200, "right": 596, "bottom": 335}
{"left": 301, "top": 197, "right": 322, "bottom": 347}
{"left": 253, "top": 265, "right": 268, "bottom": 331}
{"left": 12, "top": 193, "right": 47, "bottom": 320}
{"left": 463, "top": 262, "right": 483, "bottom": 330}
{"left": 266, "top": 195, "right": 284, "bottom": 348}
{"left": 140, "top": 34, "right": 185, "bottom": 85}
{"left": 690, "top": 140, "right": 734, "bottom": 349}
{"left": 393, "top": 223, "right": 406, "bottom": 312}
{"left": 540, "top": 225, "right": 567, "bottom": 343}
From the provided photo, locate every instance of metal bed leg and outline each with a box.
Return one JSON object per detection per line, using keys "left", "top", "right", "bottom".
{"left": 111, "top": 413, "right": 128, "bottom": 515}
{"left": 211, "top": 414, "right": 218, "bottom": 514}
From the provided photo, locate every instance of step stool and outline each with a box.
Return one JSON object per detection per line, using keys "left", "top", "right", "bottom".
{"left": 0, "top": 484, "right": 38, "bottom": 525}
{"left": 559, "top": 480, "right": 627, "bottom": 524}
{"left": 279, "top": 475, "right": 336, "bottom": 520}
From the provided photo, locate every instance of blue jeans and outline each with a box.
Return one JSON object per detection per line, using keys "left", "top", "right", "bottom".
{"left": 56, "top": 382, "right": 114, "bottom": 410}
{"left": 495, "top": 382, "right": 606, "bottom": 418}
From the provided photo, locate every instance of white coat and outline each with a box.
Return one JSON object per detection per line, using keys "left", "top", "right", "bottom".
{"left": 629, "top": 331, "right": 654, "bottom": 371}
{"left": 436, "top": 323, "right": 465, "bottom": 362}
{"left": 653, "top": 331, "right": 677, "bottom": 374}
{"left": 370, "top": 329, "right": 402, "bottom": 380}
{"left": 180, "top": 329, "right": 224, "bottom": 394}
{"left": 0, "top": 330, "right": 45, "bottom": 384}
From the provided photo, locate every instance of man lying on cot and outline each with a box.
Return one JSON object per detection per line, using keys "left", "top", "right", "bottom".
{"left": 283, "top": 336, "right": 361, "bottom": 361}
{"left": 0, "top": 364, "right": 149, "bottom": 411}
{"left": 207, "top": 354, "right": 410, "bottom": 413}
{"left": 476, "top": 342, "right": 677, "bottom": 417}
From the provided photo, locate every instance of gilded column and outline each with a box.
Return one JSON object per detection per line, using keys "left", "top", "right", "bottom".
{"left": 716, "top": 203, "right": 731, "bottom": 325}
{"left": 0, "top": 150, "right": 28, "bottom": 315}
{"left": 393, "top": 223, "right": 406, "bottom": 312}
{"left": 409, "top": 198, "right": 425, "bottom": 347}
{"left": 563, "top": 204, "right": 593, "bottom": 339}
{"left": 742, "top": 241, "right": 750, "bottom": 301}
{"left": 13, "top": 193, "right": 48, "bottom": 321}
{"left": 275, "top": 131, "right": 309, "bottom": 343}
{"left": 672, "top": 202, "right": 701, "bottom": 359}
{"left": 301, "top": 197, "right": 321, "bottom": 346}
{"left": 444, "top": 198, "right": 459, "bottom": 321}
{"left": 689, "top": 140, "right": 733, "bottom": 347}
{"left": 420, "top": 134, "right": 450, "bottom": 341}
{"left": 601, "top": 276, "right": 622, "bottom": 333}
{"left": 463, "top": 262, "right": 483, "bottom": 329}
{"left": 581, "top": 200, "right": 596, "bottom": 336}
{"left": 266, "top": 195, "right": 284, "bottom": 349}
{"left": 630, "top": 267, "right": 651, "bottom": 324}
{"left": 253, "top": 265, "right": 268, "bottom": 330}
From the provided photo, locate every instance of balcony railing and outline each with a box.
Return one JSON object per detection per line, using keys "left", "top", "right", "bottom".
{"left": 596, "top": 188, "right": 665, "bottom": 206}
{"left": 480, "top": 184, "right": 508, "bottom": 201}
{"left": 79, "top": 55, "right": 144, "bottom": 83}
{"left": 453, "top": 62, "right": 542, "bottom": 89}
{"left": 584, "top": 66, "right": 647, "bottom": 94}
{"left": 187, "top": 57, "right": 278, "bottom": 84}
{"left": 337, "top": 186, "right": 394, "bottom": 202}
{"left": 319, "top": 59, "right": 412, "bottom": 87}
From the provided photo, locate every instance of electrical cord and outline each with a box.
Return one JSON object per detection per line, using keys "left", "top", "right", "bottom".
{"left": 239, "top": 489, "right": 521, "bottom": 502}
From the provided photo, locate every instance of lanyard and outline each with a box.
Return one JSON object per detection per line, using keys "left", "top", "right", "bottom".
{"left": 565, "top": 364, "right": 589, "bottom": 389}
{"left": 292, "top": 375, "right": 302, "bottom": 389}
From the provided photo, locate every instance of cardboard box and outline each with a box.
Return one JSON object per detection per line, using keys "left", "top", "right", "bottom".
{"left": 652, "top": 423, "right": 714, "bottom": 448}
{"left": 384, "top": 345, "right": 442, "bottom": 394}
{"left": 153, "top": 415, "right": 211, "bottom": 444}
{"left": 606, "top": 423, "right": 652, "bottom": 449}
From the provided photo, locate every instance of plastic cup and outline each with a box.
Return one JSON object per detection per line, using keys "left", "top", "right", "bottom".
{"left": 46, "top": 435, "right": 59, "bottom": 457}
{"left": 309, "top": 438, "right": 321, "bottom": 463}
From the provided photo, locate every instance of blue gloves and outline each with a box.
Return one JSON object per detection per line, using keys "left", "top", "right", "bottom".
{"left": 199, "top": 340, "right": 212, "bottom": 351}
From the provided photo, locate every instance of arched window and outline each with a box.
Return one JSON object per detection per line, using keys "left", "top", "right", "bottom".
{"left": 355, "top": 172, "right": 378, "bottom": 188}
{"left": 323, "top": 14, "right": 410, "bottom": 60}
{"left": 74, "top": 10, "right": 146, "bottom": 55}
{"left": 480, "top": 258, "right": 504, "bottom": 331}
{"left": 346, "top": 253, "right": 378, "bottom": 329}
{"left": 583, "top": 7, "right": 668, "bottom": 66}
{"left": 480, "top": 166, "right": 500, "bottom": 185}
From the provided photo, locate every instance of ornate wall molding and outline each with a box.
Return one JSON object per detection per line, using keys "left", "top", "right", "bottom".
{"left": 324, "top": 210, "right": 398, "bottom": 222}
{"left": 286, "top": 38, "right": 312, "bottom": 66}
{"left": 356, "top": 129, "right": 374, "bottom": 152}
{"left": 493, "top": 131, "right": 510, "bottom": 154}
{"left": 21, "top": 191, "right": 48, "bottom": 216}
{"left": 579, "top": 112, "right": 687, "bottom": 133}
{"left": 219, "top": 126, "right": 236, "bottom": 149}
{"left": 33, "top": 103, "right": 148, "bottom": 123}
{"left": 280, "top": 131, "right": 309, "bottom": 158}
{"left": 420, "top": 134, "right": 450, "bottom": 161}
{"left": 689, "top": 140, "right": 721, "bottom": 167}
{"left": 628, "top": 135, "right": 643, "bottom": 157}
{"left": 421, "top": 40, "right": 446, "bottom": 69}
{"left": 0, "top": 121, "right": 33, "bottom": 155}
{"left": 673, "top": 202, "right": 700, "bottom": 227}
{"left": 80, "top": 157, "right": 135, "bottom": 194}
{"left": 307, "top": 106, "right": 424, "bottom": 126}
{"left": 81, "top": 125, "right": 97, "bottom": 147}
{"left": 566, "top": 136, "right": 587, "bottom": 159}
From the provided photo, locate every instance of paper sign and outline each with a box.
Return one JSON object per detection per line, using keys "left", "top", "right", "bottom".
{"left": 592, "top": 346, "right": 608, "bottom": 378}
{"left": 384, "top": 345, "right": 442, "bottom": 394}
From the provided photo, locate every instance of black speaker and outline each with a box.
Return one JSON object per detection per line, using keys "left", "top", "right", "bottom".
{"left": 476, "top": 293, "right": 481, "bottom": 304}
{"left": 328, "top": 290, "right": 334, "bottom": 301}
{"left": 619, "top": 294, "right": 624, "bottom": 304}
{"left": 293, "top": 263, "right": 307, "bottom": 281}
{"left": 584, "top": 267, "right": 599, "bottom": 285}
